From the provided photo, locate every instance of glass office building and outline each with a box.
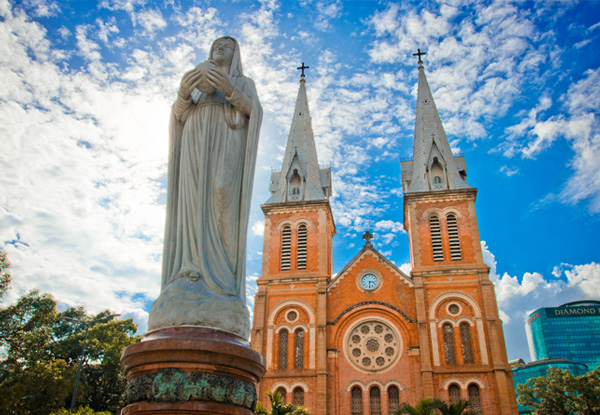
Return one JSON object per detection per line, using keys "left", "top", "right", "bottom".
{"left": 526, "top": 300, "right": 600, "bottom": 370}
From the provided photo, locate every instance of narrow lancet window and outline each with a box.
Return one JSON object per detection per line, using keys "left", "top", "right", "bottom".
{"left": 294, "top": 328, "right": 305, "bottom": 368}
{"left": 443, "top": 323, "right": 456, "bottom": 364}
{"left": 447, "top": 214, "right": 462, "bottom": 260}
{"left": 369, "top": 387, "right": 381, "bottom": 415}
{"left": 388, "top": 386, "right": 400, "bottom": 414}
{"left": 276, "top": 387, "right": 287, "bottom": 404}
{"left": 351, "top": 387, "right": 363, "bottom": 415}
{"left": 430, "top": 215, "right": 444, "bottom": 262}
{"left": 468, "top": 384, "right": 482, "bottom": 414}
{"left": 278, "top": 329, "right": 288, "bottom": 369}
{"left": 449, "top": 384, "right": 461, "bottom": 403}
{"left": 293, "top": 387, "right": 304, "bottom": 406}
{"left": 461, "top": 322, "right": 474, "bottom": 364}
{"left": 297, "top": 224, "right": 307, "bottom": 270}
{"left": 281, "top": 226, "right": 291, "bottom": 271}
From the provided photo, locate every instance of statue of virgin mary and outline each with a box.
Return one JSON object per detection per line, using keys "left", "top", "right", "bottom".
{"left": 148, "top": 37, "right": 262, "bottom": 340}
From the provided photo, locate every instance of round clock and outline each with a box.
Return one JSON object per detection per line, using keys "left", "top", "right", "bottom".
{"left": 360, "top": 273, "right": 379, "bottom": 290}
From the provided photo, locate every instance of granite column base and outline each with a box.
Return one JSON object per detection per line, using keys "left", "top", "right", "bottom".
{"left": 120, "top": 327, "right": 266, "bottom": 415}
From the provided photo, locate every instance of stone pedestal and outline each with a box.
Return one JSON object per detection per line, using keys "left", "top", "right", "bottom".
{"left": 120, "top": 327, "right": 266, "bottom": 415}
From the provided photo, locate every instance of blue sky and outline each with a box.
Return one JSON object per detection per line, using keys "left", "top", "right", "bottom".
{"left": 0, "top": 0, "right": 599, "bottom": 362}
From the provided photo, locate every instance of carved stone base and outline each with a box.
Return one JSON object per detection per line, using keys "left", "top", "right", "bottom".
{"left": 120, "top": 327, "right": 266, "bottom": 415}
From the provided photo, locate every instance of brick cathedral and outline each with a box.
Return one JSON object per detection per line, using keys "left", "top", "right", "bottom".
{"left": 250, "top": 59, "right": 518, "bottom": 415}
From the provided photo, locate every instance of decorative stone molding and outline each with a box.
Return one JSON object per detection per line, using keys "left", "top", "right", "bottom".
{"left": 328, "top": 301, "right": 416, "bottom": 326}
{"left": 125, "top": 368, "right": 257, "bottom": 410}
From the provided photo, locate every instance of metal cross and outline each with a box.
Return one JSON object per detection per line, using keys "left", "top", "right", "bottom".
{"left": 413, "top": 48, "right": 426, "bottom": 64}
{"left": 362, "top": 231, "right": 373, "bottom": 244}
{"left": 297, "top": 62, "right": 310, "bottom": 77}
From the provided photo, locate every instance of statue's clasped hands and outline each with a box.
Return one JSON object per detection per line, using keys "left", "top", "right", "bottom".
{"left": 178, "top": 62, "right": 234, "bottom": 98}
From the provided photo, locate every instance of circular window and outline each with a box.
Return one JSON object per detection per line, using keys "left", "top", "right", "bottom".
{"left": 448, "top": 303, "right": 461, "bottom": 316}
{"left": 345, "top": 320, "right": 402, "bottom": 372}
{"left": 286, "top": 310, "right": 298, "bottom": 322}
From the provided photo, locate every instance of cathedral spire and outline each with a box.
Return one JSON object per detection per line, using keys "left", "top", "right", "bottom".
{"left": 401, "top": 52, "right": 471, "bottom": 193}
{"left": 266, "top": 66, "right": 331, "bottom": 204}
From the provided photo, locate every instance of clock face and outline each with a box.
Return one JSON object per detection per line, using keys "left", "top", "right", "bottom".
{"left": 360, "top": 273, "right": 379, "bottom": 290}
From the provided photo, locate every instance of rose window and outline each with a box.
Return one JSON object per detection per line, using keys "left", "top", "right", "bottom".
{"left": 345, "top": 320, "right": 401, "bottom": 372}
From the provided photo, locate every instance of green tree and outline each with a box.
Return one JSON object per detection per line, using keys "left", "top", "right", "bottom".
{"left": 0, "top": 249, "right": 11, "bottom": 299}
{"left": 435, "top": 399, "right": 476, "bottom": 415}
{"left": 394, "top": 398, "right": 442, "bottom": 415}
{"left": 254, "top": 390, "right": 311, "bottom": 415}
{"left": 50, "top": 406, "right": 112, "bottom": 415}
{"left": 517, "top": 367, "right": 600, "bottom": 415}
{"left": 0, "top": 251, "right": 141, "bottom": 414}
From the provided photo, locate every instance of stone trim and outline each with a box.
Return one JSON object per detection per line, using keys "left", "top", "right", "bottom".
{"left": 125, "top": 368, "right": 257, "bottom": 411}
{"left": 328, "top": 301, "right": 416, "bottom": 326}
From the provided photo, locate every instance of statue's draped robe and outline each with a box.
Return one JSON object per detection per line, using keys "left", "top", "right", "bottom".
{"left": 149, "top": 40, "right": 261, "bottom": 339}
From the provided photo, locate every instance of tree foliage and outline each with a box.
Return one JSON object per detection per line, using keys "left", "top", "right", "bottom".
{"left": 0, "top": 250, "right": 141, "bottom": 415}
{"left": 254, "top": 390, "right": 311, "bottom": 415}
{"left": 516, "top": 367, "right": 600, "bottom": 415}
{"left": 50, "top": 405, "right": 113, "bottom": 415}
{"left": 0, "top": 249, "right": 11, "bottom": 300}
{"left": 394, "top": 398, "right": 475, "bottom": 415}
{"left": 395, "top": 398, "right": 442, "bottom": 415}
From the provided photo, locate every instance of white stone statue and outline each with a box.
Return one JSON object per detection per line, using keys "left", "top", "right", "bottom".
{"left": 148, "top": 37, "right": 262, "bottom": 340}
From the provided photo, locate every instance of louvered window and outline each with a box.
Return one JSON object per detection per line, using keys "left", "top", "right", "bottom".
{"left": 351, "top": 387, "right": 363, "bottom": 415}
{"left": 276, "top": 387, "right": 287, "bottom": 404}
{"left": 388, "top": 386, "right": 399, "bottom": 414}
{"left": 447, "top": 214, "right": 462, "bottom": 261}
{"left": 278, "top": 329, "right": 288, "bottom": 369}
{"left": 468, "top": 384, "right": 482, "bottom": 414}
{"left": 449, "top": 384, "right": 461, "bottom": 403}
{"left": 293, "top": 387, "right": 304, "bottom": 406}
{"left": 297, "top": 224, "right": 307, "bottom": 270}
{"left": 281, "top": 226, "right": 291, "bottom": 271}
{"left": 429, "top": 215, "right": 444, "bottom": 262}
{"left": 443, "top": 323, "right": 456, "bottom": 365}
{"left": 294, "top": 328, "right": 304, "bottom": 369}
{"left": 461, "top": 322, "right": 474, "bottom": 364}
{"left": 369, "top": 387, "right": 381, "bottom": 415}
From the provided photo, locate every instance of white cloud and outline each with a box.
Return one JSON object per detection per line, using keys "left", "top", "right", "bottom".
{"left": 482, "top": 241, "right": 598, "bottom": 360}
{"left": 252, "top": 220, "right": 265, "bottom": 236}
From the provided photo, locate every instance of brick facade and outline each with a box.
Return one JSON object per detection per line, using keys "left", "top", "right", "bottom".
{"left": 251, "top": 189, "right": 518, "bottom": 414}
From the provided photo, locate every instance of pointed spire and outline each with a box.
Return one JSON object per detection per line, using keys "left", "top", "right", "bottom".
{"left": 266, "top": 67, "right": 331, "bottom": 204}
{"left": 401, "top": 51, "right": 471, "bottom": 193}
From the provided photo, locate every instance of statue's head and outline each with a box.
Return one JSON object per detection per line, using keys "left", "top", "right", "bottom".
{"left": 209, "top": 36, "right": 242, "bottom": 76}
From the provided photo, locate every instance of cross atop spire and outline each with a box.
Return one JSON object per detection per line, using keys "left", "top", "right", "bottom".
{"left": 297, "top": 62, "right": 310, "bottom": 78}
{"left": 413, "top": 48, "right": 426, "bottom": 65}
{"left": 362, "top": 231, "right": 373, "bottom": 245}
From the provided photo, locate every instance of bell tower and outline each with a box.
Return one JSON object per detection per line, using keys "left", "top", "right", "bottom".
{"left": 251, "top": 66, "right": 334, "bottom": 415}
{"left": 401, "top": 52, "right": 518, "bottom": 413}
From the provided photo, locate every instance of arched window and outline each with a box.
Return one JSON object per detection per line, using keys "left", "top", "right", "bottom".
{"left": 449, "top": 384, "right": 461, "bottom": 403}
{"left": 461, "top": 322, "right": 474, "bottom": 364}
{"left": 443, "top": 323, "right": 456, "bottom": 364}
{"left": 293, "top": 387, "right": 304, "bottom": 406}
{"left": 276, "top": 387, "right": 287, "bottom": 404}
{"left": 429, "top": 215, "right": 444, "bottom": 262}
{"left": 468, "top": 384, "right": 481, "bottom": 414}
{"left": 388, "top": 386, "right": 399, "bottom": 414}
{"left": 351, "top": 387, "right": 363, "bottom": 415}
{"left": 446, "top": 214, "right": 461, "bottom": 261}
{"left": 297, "top": 224, "right": 307, "bottom": 270}
{"left": 433, "top": 175, "right": 442, "bottom": 184}
{"left": 278, "top": 329, "right": 288, "bottom": 369}
{"left": 281, "top": 226, "right": 291, "bottom": 271}
{"left": 369, "top": 386, "right": 381, "bottom": 415}
{"left": 294, "top": 328, "right": 305, "bottom": 369}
